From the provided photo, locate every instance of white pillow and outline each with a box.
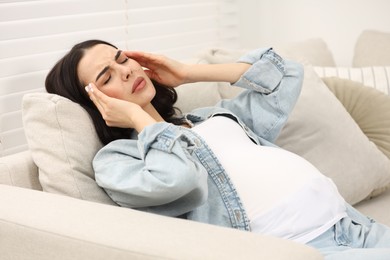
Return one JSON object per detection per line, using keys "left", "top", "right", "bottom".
{"left": 314, "top": 66, "right": 390, "bottom": 95}
{"left": 275, "top": 65, "right": 390, "bottom": 205}
{"left": 22, "top": 93, "right": 116, "bottom": 205}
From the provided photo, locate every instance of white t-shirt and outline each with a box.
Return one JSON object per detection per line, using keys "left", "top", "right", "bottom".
{"left": 192, "top": 116, "right": 346, "bottom": 243}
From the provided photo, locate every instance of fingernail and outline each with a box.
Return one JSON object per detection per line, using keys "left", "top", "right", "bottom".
{"left": 85, "top": 83, "right": 93, "bottom": 93}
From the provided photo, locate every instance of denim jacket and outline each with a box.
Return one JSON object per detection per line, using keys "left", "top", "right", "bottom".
{"left": 94, "top": 48, "right": 304, "bottom": 231}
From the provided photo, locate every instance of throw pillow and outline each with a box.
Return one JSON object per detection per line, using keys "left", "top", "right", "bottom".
{"left": 353, "top": 30, "right": 390, "bottom": 67}
{"left": 22, "top": 93, "right": 116, "bottom": 205}
{"left": 275, "top": 65, "right": 390, "bottom": 205}
{"left": 314, "top": 66, "right": 390, "bottom": 95}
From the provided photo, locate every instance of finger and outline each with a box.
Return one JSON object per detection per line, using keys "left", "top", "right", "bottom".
{"left": 124, "top": 51, "right": 162, "bottom": 69}
{"left": 124, "top": 51, "right": 149, "bottom": 66}
{"left": 124, "top": 50, "right": 146, "bottom": 59}
{"left": 85, "top": 83, "right": 106, "bottom": 115}
{"left": 124, "top": 51, "right": 153, "bottom": 61}
{"left": 143, "top": 69, "right": 154, "bottom": 80}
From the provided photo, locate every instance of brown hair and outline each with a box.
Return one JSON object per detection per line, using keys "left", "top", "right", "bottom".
{"left": 45, "top": 39, "right": 182, "bottom": 145}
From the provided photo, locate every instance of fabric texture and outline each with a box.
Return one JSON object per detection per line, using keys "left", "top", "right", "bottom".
{"left": 314, "top": 66, "right": 390, "bottom": 95}
{"left": 22, "top": 93, "right": 116, "bottom": 205}
{"left": 275, "top": 65, "right": 390, "bottom": 205}
{"left": 0, "top": 184, "right": 323, "bottom": 260}
{"left": 0, "top": 150, "right": 41, "bottom": 190}
{"left": 307, "top": 204, "right": 390, "bottom": 259}
{"left": 353, "top": 30, "right": 390, "bottom": 67}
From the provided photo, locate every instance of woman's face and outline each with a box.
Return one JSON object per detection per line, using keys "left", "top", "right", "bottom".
{"left": 78, "top": 44, "right": 156, "bottom": 108}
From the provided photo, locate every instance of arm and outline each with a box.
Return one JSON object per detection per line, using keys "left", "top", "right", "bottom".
{"left": 185, "top": 63, "right": 251, "bottom": 84}
{"left": 217, "top": 48, "right": 304, "bottom": 143}
{"left": 94, "top": 123, "right": 209, "bottom": 217}
{"left": 124, "top": 51, "right": 251, "bottom": 86}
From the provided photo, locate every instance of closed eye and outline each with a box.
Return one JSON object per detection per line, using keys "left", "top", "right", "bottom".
{"left": 104, "top": 75, "right": 111, "bottom": 85}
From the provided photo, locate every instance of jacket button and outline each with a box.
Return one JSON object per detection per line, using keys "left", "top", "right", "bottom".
{"left": 194, "top": 139, "right": 201, "bottom": 147}
{"left": 234, "top": 210, "right": 242, "bottom": 222}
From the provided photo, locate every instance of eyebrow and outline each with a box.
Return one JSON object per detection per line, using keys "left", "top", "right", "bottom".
{"left": 95, "top": 50, "right": 122, "bottom": 82}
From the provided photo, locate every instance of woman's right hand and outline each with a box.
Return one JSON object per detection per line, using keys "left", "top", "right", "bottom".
{"left": 85, "top": 83, "right": 156, "bottom": 132}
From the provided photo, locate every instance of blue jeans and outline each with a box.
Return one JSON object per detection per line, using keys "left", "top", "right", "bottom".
{"left": 307, "top": 204, "right": 390, "bottom": 259}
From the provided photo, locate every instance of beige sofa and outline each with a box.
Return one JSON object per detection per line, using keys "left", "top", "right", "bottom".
{"left": 1, "top": 30, "right": 390, "bottom": 259}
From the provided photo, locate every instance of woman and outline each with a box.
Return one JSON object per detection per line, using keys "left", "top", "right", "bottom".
{"left": 46, "top": 39, "right": 390, "bottom": 259}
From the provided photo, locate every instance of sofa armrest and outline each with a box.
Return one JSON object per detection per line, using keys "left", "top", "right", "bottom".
{"left": 0, "top": 184, "right": 323, "bottom": 260}
{"left": 0, "top": 151, "right": 41, "bottom": 190}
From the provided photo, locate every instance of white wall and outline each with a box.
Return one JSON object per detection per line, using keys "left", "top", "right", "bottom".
{"left": 239, "top": 0, "right": 390, "bottom": 66}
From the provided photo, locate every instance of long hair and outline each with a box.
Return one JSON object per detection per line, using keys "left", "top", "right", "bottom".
{"left": 45, "top": 39, "right": 182, "bottom": 145}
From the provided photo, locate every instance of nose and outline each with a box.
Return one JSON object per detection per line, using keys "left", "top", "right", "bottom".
{"left": 121, "top": 66, "right": 132, "bottom": 81}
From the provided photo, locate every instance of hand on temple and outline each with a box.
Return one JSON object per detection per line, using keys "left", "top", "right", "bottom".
{"left": 124, "top": 51, "right": 190, "bottom": 87}
{"left": 85, "top": 83, "right": 157, "bottom": 132}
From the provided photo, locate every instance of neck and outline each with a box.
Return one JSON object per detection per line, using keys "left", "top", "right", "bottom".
{"left": 143, "top": 103, "right": 165, "bottom": 122}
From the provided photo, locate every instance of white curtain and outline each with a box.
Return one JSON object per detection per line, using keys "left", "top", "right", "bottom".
{"left": 0, "top": 0, "right": 240, "bottom": 156}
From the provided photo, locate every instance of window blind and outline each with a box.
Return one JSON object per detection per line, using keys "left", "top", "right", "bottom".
{"left": 0, "top": 0, "right": 240, "bottom": 156}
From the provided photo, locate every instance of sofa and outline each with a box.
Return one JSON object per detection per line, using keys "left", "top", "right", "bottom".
{"left": 1, "top": 30, "right": 390, "bottom": 259}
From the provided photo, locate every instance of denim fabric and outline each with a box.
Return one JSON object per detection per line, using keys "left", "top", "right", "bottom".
{"left": 307, "top": 204, "right": 390, "bottom": 259}
{"left": 93, "top": 48, "right": 304, "bottom": 230}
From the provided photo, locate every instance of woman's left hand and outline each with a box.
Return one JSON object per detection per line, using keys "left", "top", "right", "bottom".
{"left": 124, "top": 51, "right": 190, "bottom": 87}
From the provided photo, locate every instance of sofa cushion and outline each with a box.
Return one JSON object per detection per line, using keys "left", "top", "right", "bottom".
{"left": 0, "top": 150, "right": 42, "bottom": 190}
{"left": 275, "top": 66, "right": 390, "bottom": 205}
{"left": 353, "top": 30, "right": 390, "bottom": 67}
{"left": 22, "top": 93, "right": 116, "bottom": 205}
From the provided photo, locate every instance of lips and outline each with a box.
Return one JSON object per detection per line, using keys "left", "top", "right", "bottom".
{"left": 132, "top": 77, "right": 146, "bottom": 93}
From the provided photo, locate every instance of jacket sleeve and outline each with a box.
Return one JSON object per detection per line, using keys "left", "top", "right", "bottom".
{"left": 217, "top": 48, "right": 304, "bottom": 143}
{"left": 93, "top": 122, "right": 208, "bottom": 217}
